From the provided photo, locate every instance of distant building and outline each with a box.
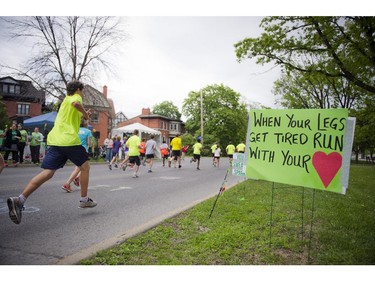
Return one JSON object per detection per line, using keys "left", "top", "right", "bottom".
{"left": 114, "top": 111, "right": 128, "bottom": 127}
{"left": 0, "top": 76, "right": 45, "bottom": 124}
{"left": 117, "top": 108, "right": 185, "bottom": 144}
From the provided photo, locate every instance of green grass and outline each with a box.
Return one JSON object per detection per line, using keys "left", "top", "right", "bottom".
{"left": 80, "top": 163, "right": 375, "bottom": 265}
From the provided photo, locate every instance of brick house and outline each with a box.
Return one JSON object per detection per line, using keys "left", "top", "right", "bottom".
{"left": 82, "top": 85, "right": 115, "bottom": 145}
{"left": 0, "top": 76, "right": 45, "bottom": 124}
{"left": 0, "top": 76, "right": 115, "bottom": 146}
{"left": 117, "top": 108, "right": 185, "bottom": 144}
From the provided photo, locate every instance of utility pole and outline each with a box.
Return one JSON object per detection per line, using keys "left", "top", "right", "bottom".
{"left": 200, "top": 91, "right": 204, "bottom": 146}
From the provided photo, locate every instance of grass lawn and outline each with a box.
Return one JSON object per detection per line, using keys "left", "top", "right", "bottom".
{"left": 80, "top": 163, "right": 375, "bottom": 265}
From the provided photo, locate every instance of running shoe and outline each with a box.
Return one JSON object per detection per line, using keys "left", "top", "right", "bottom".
{"left": 132, "top": 174, "right": 139, "bottom": 178}
{"left": 108, "top": 164, "right": 112, "bottom": 170}
{"left": 114, "top": 164, "right": 118, "bottom": 168}
{"left": 7, "top": 197, "right": 24, "bottom": 224}
{"left": 79, "top": 198, "right": 97, "bottom": 208}
{"left": 62, "top": 184, "right": 73, "bottom": 193}
{"left": 148, "top": 169, "right": 152, "bottom": 173}
{"left": 73, "top": 177, "right": 80, "bottom": 187}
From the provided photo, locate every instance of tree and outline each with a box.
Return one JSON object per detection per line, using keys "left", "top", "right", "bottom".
{"left": 235, "top": 16, "right": 375, "bottom": 160}
{"left": 152, "top": 101, "right": 181, "bottom": 120}
{"left": 182, "top": 84, "right": 248, "bottom": 153}
{"left": 273, "top": 70, "right": 364, "bottom": 109}
{"left": 235, "top": 17, "right": 375, "bottom": 95}
{"left": 0, "top": 16, "right": 125, "bottom": 99}
{"left": 351, "top": 99, "right": 375, "bottom": 162}
{"left": 0, "top": 96, "right": 10, "bottom": 129}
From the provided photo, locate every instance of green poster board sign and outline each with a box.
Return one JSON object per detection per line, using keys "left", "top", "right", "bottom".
{"left": 246, "top": 109, "right": 352, "bottom": 194}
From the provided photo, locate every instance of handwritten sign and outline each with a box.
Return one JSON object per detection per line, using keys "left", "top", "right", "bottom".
{"left": 232, "top": 153, "right": 246, "bottom": 177}
{"left": 246, "top": 109, "right": 352, "bottom": 194}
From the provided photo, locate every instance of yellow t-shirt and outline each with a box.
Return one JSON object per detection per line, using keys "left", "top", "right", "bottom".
{"left": 170, "top": 137, "right": 182, "bottom": 151}
{"left": 226, "top": 144, "right": 236, "bottom": 155}
{"left": 47, "top": 94, "right": 82, "bottom": 146}
{"left": 126, "top": 135, "right": 141, "bottom": 156}
{"left": 236, "top": 143, "right": 246, "bottom": 152}
{"left": 211, "top": 144, "right": 217, "bottom": 153}
{"left": 193, "top": 142, "right": 202, "bottom": 155}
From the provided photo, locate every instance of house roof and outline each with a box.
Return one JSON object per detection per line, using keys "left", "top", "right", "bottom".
{"left": 0, "top": 76, "right": 45, "bottom": 103}
{"left": 83, "top": 85, "right": 112, "bottom": 112}
{"left": 107, "top": 98, "right": 116, "bottom": 119}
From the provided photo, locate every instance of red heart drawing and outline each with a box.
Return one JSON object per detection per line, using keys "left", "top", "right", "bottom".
{"left": 312, "top": 151, "right": 342, "bottom": 188}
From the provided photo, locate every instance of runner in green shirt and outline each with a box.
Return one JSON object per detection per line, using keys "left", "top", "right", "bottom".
{"left": 190, "top": 139, "right": 202, "bottom": 170}
{"left": 226, "top": 141, "right": 236, "bottom": 166}
{"left": 125, "top": 129, "right": 141, "bottom": 178}
{"left": 236, "top": 142, "right": 246, "bottom": 153}
{"left": 7, "top": 81, "right": 96, "bottom": 225}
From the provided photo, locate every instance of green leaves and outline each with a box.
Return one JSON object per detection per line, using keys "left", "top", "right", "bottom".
{"left": 152, "top": 101, "right": 182, "bottom": 120}
{"left": 235, "top": 16, "right": 375, "bottom": 94}
{"left": 182, "top": 84, "right": 248, "bottom": 150}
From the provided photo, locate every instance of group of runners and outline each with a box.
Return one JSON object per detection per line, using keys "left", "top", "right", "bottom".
{"left": 4, "top": 80, "right": 247, "bottom": 225}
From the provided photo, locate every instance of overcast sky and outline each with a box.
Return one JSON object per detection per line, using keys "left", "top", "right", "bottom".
{"left": 97, "top": 16, "right": 282, "bottom": 120}
{"left": 1, "top": 1, "right": 365, "bottom": 121}
{"left": 0, "top": 16, "right": 281, "bottom": 121}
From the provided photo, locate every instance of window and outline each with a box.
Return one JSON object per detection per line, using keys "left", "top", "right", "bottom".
{"left": 90, "top": 112, "right": 99, "bottom": 123}
{"left": 17, "top": 103, "right": 30, "bottom": 115}
{"left": 1, "top": 83, "right": 21, "bottom": 94}
{"left": 2, "top": 84, "right": 8, "bottom": 93}
{"left": 170, "top": 123, "right": 178, "bottom": 131}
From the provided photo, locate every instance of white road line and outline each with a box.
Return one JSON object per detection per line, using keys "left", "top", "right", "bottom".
{"left": 110, "top": 186, "right": 133, "bottom": 192}
{"left": 159, "top": 176, "right": 182, "bottom": 180}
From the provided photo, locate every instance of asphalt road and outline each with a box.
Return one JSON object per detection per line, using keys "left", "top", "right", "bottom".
{"left": 0, "top": 157, "right": 244, "bottom": 265}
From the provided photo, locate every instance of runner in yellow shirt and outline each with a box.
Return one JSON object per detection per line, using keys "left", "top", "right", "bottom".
{"left": 226, "top": 141, "right": 236, "bottom": 166}
{"left": 211, "top": 142, "right": 218, "bottom": 166}
{"left": 170, "top": 134, "right": 182, "bottom": 168}
{"left": 7, "top": 81, "right": 96, "bottom": 225}
{"left": 236, "top": 142, "right": 246, "bottom": 153}
{"left": 190, "top": 139, "right": 202, "bottom": 170}
{"left": 126, "top": 129, "right": 142, "bottom": 178}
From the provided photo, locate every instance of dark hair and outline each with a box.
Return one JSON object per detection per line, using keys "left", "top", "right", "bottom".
{"left": 67, "top": 81, "right": 84, "bottom": 96}
{"left": 80, "top": 118, "right": 88, "bottom": 127}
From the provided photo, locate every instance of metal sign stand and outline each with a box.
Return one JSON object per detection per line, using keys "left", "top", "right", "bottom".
{"left": 269, "top": 182, "right": 316, "bottom": 264}
{"left": 208, "top": 168, "right": 230, "bottom": 219}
